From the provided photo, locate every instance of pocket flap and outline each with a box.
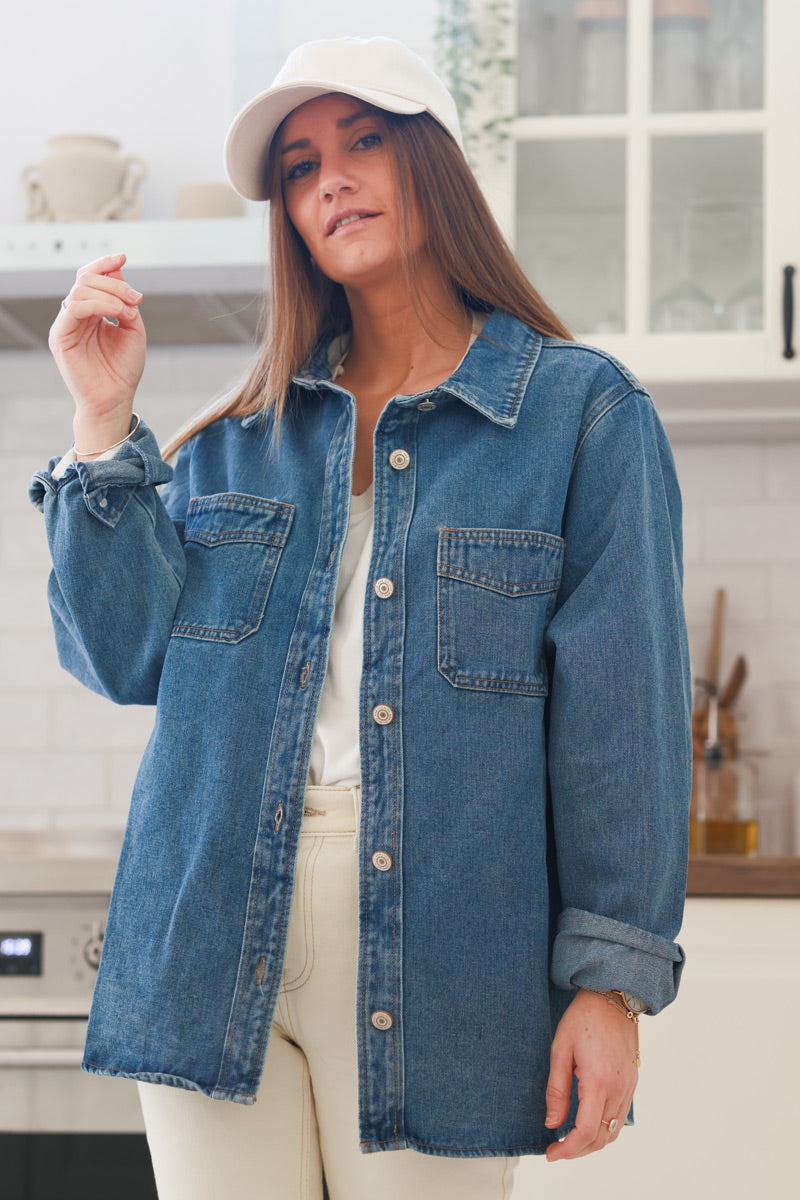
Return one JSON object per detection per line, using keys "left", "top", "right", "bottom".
{"left": 437, "top": 528, "right": 564, "bottom": 598}
{"left": 185, "top": 493, "right": 294, "bottom": 547}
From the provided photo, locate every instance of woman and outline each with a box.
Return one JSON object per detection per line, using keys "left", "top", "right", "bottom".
{"left": 31, "top": 35, "right": 691, "bottom": 1200}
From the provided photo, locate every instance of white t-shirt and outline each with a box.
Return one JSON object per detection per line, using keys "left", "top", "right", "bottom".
{"left": 307, "top": 482, "right": 374, "bottom": 786}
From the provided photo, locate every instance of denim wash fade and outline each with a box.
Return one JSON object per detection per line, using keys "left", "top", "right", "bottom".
{"left": 30, "top": 308, "right": 692, "bottom": 1158}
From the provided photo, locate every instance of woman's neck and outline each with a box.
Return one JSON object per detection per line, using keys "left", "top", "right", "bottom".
{"left": 340, "top": 269, "right": 473, "bottom": 399}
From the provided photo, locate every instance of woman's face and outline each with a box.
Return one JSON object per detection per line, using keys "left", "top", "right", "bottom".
{"left": 278, "top": 92, "right": 424, "bottom": 290}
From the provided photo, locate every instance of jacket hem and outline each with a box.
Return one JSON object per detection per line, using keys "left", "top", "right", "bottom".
{"left": 81, "top": 1061, "right": 257, "bottom": 1105}
{"left": 358, "top": 1131, "right": 573, "bottom": 1157}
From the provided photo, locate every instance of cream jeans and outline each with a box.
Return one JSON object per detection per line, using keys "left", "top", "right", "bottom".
{"left": 138, "top": 785, "right": 518, "bottom": 1200}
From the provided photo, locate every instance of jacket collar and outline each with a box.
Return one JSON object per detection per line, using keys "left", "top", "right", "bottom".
{"left": 292, "top": 309, "right": 542, "bottom": 429}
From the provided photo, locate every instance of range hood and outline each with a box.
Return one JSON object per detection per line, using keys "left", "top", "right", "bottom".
{"left": 0, "top": 218, "right": 268, "bottom": 349}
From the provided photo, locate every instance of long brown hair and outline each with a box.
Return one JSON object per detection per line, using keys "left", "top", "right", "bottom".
{"left": 161, "top": 107, "right": 572, "bottom": 459}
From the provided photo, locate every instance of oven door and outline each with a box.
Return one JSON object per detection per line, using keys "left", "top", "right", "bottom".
{"left": 0, "top": 1017, "right": 157, "bottom": 1200}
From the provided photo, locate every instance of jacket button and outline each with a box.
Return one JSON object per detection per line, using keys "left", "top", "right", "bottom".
{"left": 374, "top": 577, "right": 394, "bottom": 598}
{"left": 372, "top": 704, "right": 394, "bottom": 726}
{"left": 372, "top": 851, "right": 393, "bottom": 871}
{"left": 371, "top": 1010, "right": 393, "bottom": 1030}
{"left": 389, "top": 449, "right": 410, "bottom": 470}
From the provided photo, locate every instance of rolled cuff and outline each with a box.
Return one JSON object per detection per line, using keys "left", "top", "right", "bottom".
{"left": 29, "top": 422, "right": 173, "bottom": 528}
{"left": 550, "top": 907, "right": 685, "bottom": 1015}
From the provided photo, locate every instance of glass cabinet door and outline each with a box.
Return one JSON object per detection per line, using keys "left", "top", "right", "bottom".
{"left": 513, "top": 0, "right": 769, "bottom": 348}
{"left": 518, "top": 0, "right": 628, "bottom": 116}
{"left": 652, "top": 0, "right": 764, "bottom": 113}
{"left": 516, "top": 138, "right": 626, "bottom": 334}
{"left": 650, "top": 134, "right": 763, "bottom": 334}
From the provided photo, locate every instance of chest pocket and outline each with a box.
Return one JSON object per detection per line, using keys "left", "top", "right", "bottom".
{"left": 172, "top": 493, "right": 294, "bottom": 643}
{"left": 437, "top": 527, "right": 564, "bottom": 696}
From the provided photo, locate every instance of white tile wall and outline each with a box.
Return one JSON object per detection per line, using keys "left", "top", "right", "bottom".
{"left": 672, "top": 439, "right": 800, "bottom": 854}
{"left": 0, "top": 344, "right": 250, "bottom": 837}
{"left": 2, "top": 354, "right": 799, "bottom": 853}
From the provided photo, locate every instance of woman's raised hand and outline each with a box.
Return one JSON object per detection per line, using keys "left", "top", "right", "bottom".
{"left": 49, "top": 252, "right": 146, "bottom": 456}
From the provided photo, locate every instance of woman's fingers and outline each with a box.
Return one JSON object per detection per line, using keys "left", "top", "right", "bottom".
{"left": 56, "top": 262, "right": 143, "bottom": 334}
{"left": 64, "top": 272, "right": 142, "bottom": 310}
{"left": 61, "top": 294, "right": 142, "bottom": 325}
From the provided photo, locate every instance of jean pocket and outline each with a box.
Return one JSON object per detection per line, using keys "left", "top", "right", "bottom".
{"left": 437, "top": 527, "right": 564, "bottom": 696}
{"left": 171, "top": 492, "right": 294, "bottom": 643}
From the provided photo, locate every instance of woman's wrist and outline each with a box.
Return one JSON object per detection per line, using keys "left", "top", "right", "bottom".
{"left": 72, "top": 411, "right": 139, "bottom": 461}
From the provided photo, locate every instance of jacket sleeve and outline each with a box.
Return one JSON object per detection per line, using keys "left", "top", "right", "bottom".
{"left": 544, "top": 384, "right": 692, "bottom": 1014}
{"left": 28, "top": 420, "right": 191, "bottom": 705}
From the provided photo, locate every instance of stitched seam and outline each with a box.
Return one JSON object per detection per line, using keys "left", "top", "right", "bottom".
{"left": 281, "top": 837, "right": 321, "bottom": 993}
{"left": 508, "top": 333, "right": 538, "bottom": 420}
{"left": 575, "top": 385, "right": 645, "bottom": 459}
{"left": 440, "top": 528, "right": 564, "bottom": 548}
{"left": 217, "top": 481, "right": 324, "bottom": 1088}
{"left": 438, "top": 567, "right": 561, "bottom": 592}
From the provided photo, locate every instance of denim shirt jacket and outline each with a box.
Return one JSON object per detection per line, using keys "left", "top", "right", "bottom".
{"left": 30, "top": 309, "right": 692, "bottom": 1159}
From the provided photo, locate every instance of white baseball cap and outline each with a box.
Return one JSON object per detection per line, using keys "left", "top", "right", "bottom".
{"left": 224, "top": 36, "right": 464, "bottom": 201}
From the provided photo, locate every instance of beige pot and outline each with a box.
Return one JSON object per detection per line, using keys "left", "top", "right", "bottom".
{"left": 21, "top": 134, "right": 146, "bottom": 222}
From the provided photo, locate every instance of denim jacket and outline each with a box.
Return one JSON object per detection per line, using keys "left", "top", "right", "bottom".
{"left": 30, "top": 310, "right": 691, "bottom": 1158}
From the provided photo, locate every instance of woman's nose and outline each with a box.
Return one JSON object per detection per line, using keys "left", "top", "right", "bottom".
{"left": 318, "top": 157, "right": 356, "bottom": 198}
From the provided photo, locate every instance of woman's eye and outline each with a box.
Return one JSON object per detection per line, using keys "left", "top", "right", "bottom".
{"left": 354, "top": 132, "right": 382, "bottom": 151}
{"left": 285, "top": 158, "right": 316, "bottom": 182}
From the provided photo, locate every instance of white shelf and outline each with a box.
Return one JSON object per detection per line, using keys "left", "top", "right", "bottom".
{"left": 0, "top": 217, "right": 268, "bottom": 295}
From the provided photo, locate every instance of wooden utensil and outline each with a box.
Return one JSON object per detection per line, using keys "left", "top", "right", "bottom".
{"left": 719, "top": 654, "right": 747, "bottom": 709}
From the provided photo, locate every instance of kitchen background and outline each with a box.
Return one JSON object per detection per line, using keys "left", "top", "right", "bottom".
{"left": 1, "top": 3, "right": 799, "bottom": 1198}
{"left": 1, "top": 0, "right": 798, "bottom": 853}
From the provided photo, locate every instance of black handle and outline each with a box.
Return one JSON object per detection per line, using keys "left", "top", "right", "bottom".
{"left": 783, "top": 265, "right": 795, "bottom": 359}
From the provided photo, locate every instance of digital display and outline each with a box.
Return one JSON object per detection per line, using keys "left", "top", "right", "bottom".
{"left": 0, "top": 931, "right": 42, "bottom": 975}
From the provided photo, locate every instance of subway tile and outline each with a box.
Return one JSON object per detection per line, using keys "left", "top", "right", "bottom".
{"left": 765, "top": 444, "right": 800, "bottom": 501}
{"left": 682, "top": 566, "right": 768, "bottom": 626}
{"left": 0, "top": 692, "right": 49, "bottom": 748}
{"left": 0, "top": 571, "right": 52, "bottom": 630}
{"left": 0, "top": 807, "right": 51, "bottom": 833}
{"left": 51, "top": 809, "right": 127, "bottom": 838}
{"left": 673, "top": 443, "right": 765, "bottom": 505}
{"left": 768, "top": 565, "right": 800, "bottom": 622}
{"left": 702, "top": 504, "right": 800, "bottom": 563}
{"left": 0, "top": 630, "right": 72, "bottom": 690}
{"left": 681, "top": 510, "right": 703, "bottom": 563}
{"left": 0, "top": 455, "right": 43, "bottom": 512}
{"left": 0, "top": 750, "right": 105, "bottom": 806}
{"left": 0, "top": 351, "right": 64, "bottom": 398}
{"left": 53, "top": 689, "right": 155, "bottom": 749}
{"left": 0, "top": 396, "right": 73, "bottom": 456}
{"left": 1, "top": 512, "right": 53, "bottom": 570}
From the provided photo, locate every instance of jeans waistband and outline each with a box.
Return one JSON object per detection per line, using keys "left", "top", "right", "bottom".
{"left": 301, "top": 784, "right": 360, "bottom": 836}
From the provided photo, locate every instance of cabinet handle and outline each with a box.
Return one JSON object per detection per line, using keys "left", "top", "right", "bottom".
{"left": 783, "top": 265, "right": 795, "bottom": 359}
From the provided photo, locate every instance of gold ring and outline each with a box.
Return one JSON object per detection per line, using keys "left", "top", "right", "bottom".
{"left": 601, "top": 1118, "right": 619, "bottom": 1134}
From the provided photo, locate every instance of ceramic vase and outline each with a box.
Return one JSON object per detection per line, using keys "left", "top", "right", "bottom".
{"left": 21, "top": 134, "right": 146, "bottom": 222}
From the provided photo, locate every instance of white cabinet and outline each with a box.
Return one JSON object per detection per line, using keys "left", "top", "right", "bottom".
{"left": 479, "top": 1, "right": 800, "bottom": 384}
{"left": 512, "top": 898, "right": 800, "bottom": 1199}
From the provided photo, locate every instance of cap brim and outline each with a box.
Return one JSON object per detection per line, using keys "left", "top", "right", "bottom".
{"left": 224, "top": 82, "right": 426, "bottom": 201}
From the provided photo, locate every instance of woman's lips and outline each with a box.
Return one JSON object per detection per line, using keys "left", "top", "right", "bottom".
{"left": 326, "top": 210, "right": 379, "bottom": 236}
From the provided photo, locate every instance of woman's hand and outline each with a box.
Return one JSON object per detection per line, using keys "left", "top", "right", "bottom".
{"left": 544, "top": 988, "right": 639, "bottom": 1162}
{"left": 49, "top": 252, "right": 146, "bottom": 455}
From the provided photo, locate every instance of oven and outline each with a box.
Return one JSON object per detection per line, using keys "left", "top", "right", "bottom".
{"left": 0, "top": 835, "right": 157, "bottom": 1199}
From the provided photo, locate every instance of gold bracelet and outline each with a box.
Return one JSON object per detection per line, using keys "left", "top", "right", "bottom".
{"left": 74, "top": 412, "right": 141, "bottom": 457}
{"left": 599, "top": 991, "right": 642, "bottom": 1068}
